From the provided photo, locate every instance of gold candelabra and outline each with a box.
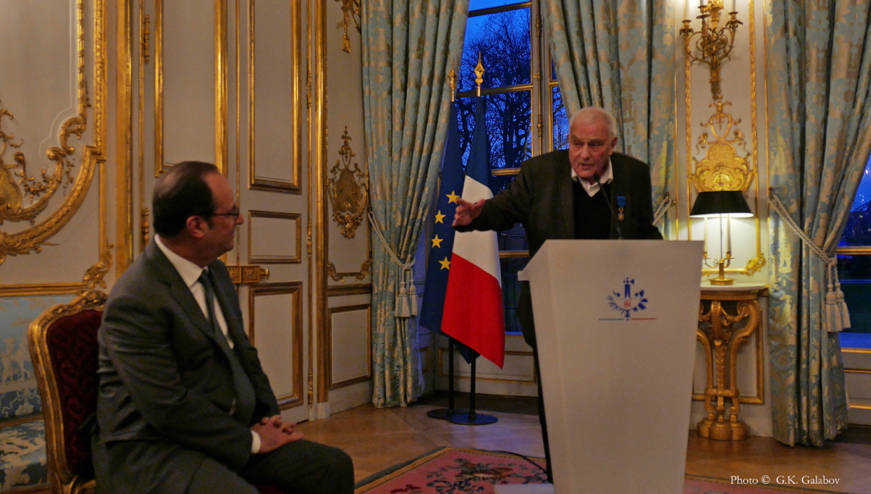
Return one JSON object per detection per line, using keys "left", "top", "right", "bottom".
{"left": 680, "top": 0, "right": 742, "bottom": 101}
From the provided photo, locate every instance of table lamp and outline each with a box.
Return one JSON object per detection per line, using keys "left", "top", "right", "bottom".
{"left": 690, "top": 190, "right": 753, "bottom": 285}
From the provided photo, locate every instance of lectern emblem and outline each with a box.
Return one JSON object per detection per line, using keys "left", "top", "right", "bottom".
{"left": 607, "top": 278, "right": 649, "bottom": 320}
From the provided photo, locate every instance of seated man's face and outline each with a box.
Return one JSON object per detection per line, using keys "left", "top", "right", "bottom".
{"left": 201, "top": 172, "right": 243, "bottom": 258}
{"left": 568, "top": 119, "right": 617, "bottom": 183}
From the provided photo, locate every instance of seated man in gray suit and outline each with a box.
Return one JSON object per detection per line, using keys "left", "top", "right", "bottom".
{"left": 93, "top": 161, "right": 354, "bottom": 494}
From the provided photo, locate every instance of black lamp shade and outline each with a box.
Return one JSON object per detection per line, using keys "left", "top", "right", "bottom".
{"left": 690, "top": 191, "right": 753, "bottom": 218}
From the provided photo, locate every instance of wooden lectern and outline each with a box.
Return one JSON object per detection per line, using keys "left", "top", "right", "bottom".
{"left": 500, "top": 240, "right": 703, "bottom": 494}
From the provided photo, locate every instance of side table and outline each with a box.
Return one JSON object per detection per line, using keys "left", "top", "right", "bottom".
{"left": 696, "top": 284, "right": 765, "bottom": 440}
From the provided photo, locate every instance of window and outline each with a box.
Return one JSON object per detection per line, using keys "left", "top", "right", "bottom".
{"left": 455, "top": 0, "right": 569, "bottom": 333}
{"left": 836, "top": 154, "right": 871, "bottom": 350}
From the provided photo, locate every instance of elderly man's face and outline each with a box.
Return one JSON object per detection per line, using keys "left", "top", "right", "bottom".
{"left": 568, "top": 118, "right": 618, "bottom": 183}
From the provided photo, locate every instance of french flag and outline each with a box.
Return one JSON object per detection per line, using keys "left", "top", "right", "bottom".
{"left": 442, "top": 96, "right": 505, "bottom": 368}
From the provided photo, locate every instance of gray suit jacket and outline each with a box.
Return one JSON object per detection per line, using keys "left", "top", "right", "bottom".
{"left": 94, "top": 240, "right": 279, "bottom": 492}
{"left": 459, "top": 150, "right": 662, "bottom": 347}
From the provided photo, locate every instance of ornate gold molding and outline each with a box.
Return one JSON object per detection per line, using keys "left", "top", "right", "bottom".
{"left": 0, "top": 95, "right": 88, "bottom": 227}
{"left": 690, "top": 102, "right": 756, "bottom": 193}
{"left": 328, "top": 127, "right": 368, "bottom": 238}
{"left": 0, "top": 0, "right": 104, "bottom": 265}
{"left": 334, "top": 0, "right": 360, "bottom": 53}
{"left": 0, "top": 103, "right": 25, "bottom": 215}
{"left": 82, "top": 245, "right": 113, "bottom": 290}
{"left": 327, "top": 259, "right": 371, "bottom": 283}
{"left": 2, "top": 0, "right": 110, "bottom": 292}
{"left": 227, "top": 265, "right": 270, "bottom": 285}
{"left": 140, "top": 207, "right": 150, "bottom": 253}
{"left": 690, "top": 0, "right": 766, "bottom": 279}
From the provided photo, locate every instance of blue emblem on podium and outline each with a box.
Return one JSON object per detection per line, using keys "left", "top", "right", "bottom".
{"left": 607, "top": 277, "right": 649, "bottom": 320}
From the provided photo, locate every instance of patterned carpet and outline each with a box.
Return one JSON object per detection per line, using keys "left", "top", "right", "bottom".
{"left": 354, "top": 448, "right": 848, "bottom": 494}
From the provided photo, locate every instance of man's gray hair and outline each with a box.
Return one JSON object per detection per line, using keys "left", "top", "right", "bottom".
{"left": 569, "top": 107, "right": 618, "bottom": 139}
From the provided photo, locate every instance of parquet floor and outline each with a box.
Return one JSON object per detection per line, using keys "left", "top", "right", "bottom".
{"left": 297, "top": 399, "right": 871, "bottom": 494}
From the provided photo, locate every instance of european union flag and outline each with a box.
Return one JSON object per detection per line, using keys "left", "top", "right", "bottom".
{"left": 418, "top": 103, "right": 478, "bottom": 362}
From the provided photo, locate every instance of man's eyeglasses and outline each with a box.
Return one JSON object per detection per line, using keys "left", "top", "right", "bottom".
{"left": 209, "top": 207, "right": 241, "bottom": 218}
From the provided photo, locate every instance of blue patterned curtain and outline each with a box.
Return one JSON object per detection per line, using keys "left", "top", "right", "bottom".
{"left": 540, "top": 0, "right": 675, "bottom": 216}
{"left": 362, "top": 0, "right": 468, "bottom": 407}
{"left": 767, "top": 0, "right": 871, "bottom": 446}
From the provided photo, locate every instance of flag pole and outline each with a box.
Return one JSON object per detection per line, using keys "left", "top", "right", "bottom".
{"left": 448, "top": 357, "right": 497, "bottom": 425}
{"left": 426, "top": 339, "right": 469, "bottom": 420}
{"left": 448, "top": 54, "right": 497, "bottom": 427}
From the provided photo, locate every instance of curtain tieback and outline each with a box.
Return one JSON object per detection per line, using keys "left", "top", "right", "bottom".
{"left": 368, "top": 210, "right": 418, "bottom": 318}
{"left": 653, "top": 193, "right": 673, "bottom": 226}
{"left": 768, "top": 188, "right": 850, "bottom": 333}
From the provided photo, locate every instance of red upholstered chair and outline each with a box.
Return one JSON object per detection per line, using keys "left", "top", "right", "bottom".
{"left": 28, "top": 289, "right": 107, "bottom": 494}
{"left": 28, "top": 289, "right": 285, "bottom": 494}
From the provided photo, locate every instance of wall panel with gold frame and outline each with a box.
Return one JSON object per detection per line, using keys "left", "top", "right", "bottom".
{"left": 249, "top": 282, "right": 304, "bottom": 409}
{"left": 123, "top": 0, "right": 228, "bottom": 266}
{"left": 674, "top": 0, "right": 773, "bottom": 437}
{"left": 153, "top": 0, "right": 225, "bottom": 176}
{"left": 317, "top": 0, "right": 373, "bottom": 416}
{"left": 676, "top": 0, "right": 769, "bottom": 286}
{"left": 247, "top": 0, "right": 302, "bottom": 193}
{"left": 327, "top": 304, "right": 371, "bottom": 390}
{"left": 0, "top": 0, "right": 110, "bottom": 294}
{"left": 0, "top": 0, "right": 110, "bottom": 425}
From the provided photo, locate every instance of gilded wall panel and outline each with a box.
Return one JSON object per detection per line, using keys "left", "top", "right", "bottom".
{"left": 324, "top": 0, "right": 370, "bottom": 288}
{"left": 156, "top": 0, "right": 219, "bottom": 173}
{"left": 248, "top": 282, "right": 304, "bottom": 409}
{"left": 247, "top": 210, "right": 301, "bottom": 264}
{"left": 0, "top": 0, "right": 109, "bottom": 292}
{"left": 248, "top": 0, "right": 302, "bottom": 192}
{"left": 676, "top": 0, "right": 769, "bottom": 285}
{"left": 327, "top": 304, "right": 370, "bottom": 390}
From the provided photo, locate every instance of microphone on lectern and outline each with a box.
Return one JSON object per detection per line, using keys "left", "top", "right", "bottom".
{"left": 593, "top": 173, "right": 623, "bottom": 240}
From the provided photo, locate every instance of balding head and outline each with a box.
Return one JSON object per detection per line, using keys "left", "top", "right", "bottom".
{"left": 569, "top": 107, "right": 617, "bottom": 140}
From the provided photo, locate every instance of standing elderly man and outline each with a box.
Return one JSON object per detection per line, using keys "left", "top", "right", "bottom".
{"left": 453, "top": 107, "right": 662, "bottom": 481}
{"left": 453, "top": 106, "right": 662, "bottom": 348}
{"left": 93, "top": 161, "right": 353, "bottom": 494}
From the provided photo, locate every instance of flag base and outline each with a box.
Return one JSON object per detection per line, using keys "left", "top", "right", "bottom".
{"left": 447, "top": 411, "right": 498, "bottom": 426}
{"left": 426, "top": 408, "right": 469, "bottom": 420}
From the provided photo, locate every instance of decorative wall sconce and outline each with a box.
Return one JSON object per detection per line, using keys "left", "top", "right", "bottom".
{"left": 680, "top": 0, "right": 742, "bottom": 101}
{"left": 690, "top": 191, "right": 753, "bottom": 285}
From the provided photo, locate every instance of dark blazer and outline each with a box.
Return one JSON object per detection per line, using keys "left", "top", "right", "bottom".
{"left": 94, "top": 240, "right": 279, "bottom": 492}
{"left": 459, "top": 150, "right": 662, "bottom": 347}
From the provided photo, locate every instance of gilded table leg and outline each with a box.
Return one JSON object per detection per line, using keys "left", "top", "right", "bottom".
{"left": 696, "top": 294, "right": 761, "bottom": 440}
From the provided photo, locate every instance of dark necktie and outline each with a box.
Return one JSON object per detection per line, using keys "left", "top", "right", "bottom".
{"left": 198, "top": 270, "right": 227, "bottom": 345}
{"left": 197, "top": 269, "right": 256, "bottom": 424}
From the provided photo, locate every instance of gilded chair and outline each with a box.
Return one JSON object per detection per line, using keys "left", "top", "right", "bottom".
{"left": 28, "top": 289, "right": 106, "bottom": 494}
